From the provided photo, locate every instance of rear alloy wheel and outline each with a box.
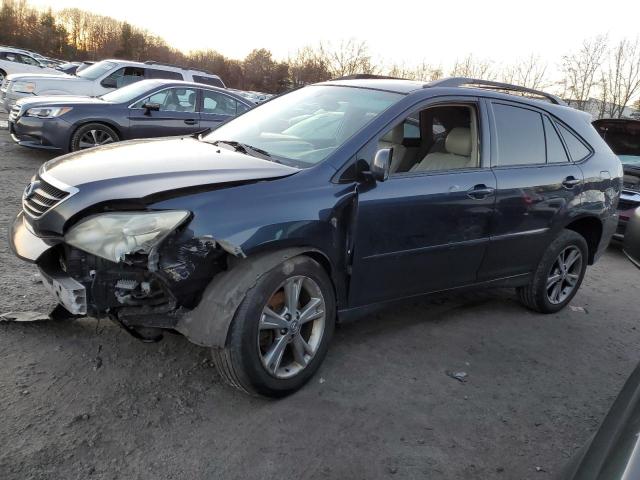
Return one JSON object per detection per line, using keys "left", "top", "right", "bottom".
{"left": 517, "top": 229, "right": 588, "bottom": 313}
{"left": 212, "top": 255, "right": 335, "bottom": 397}
{"left": 70, "top": 123, "right": 119, "bottom": 151}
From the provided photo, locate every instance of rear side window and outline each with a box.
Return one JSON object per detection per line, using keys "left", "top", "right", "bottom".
{"left": 147, "top": 69, "right": 183, "bottom": 80}
{"left": 543, "top": 116, "right": 569, "bottom": 163}
{"left": 556, "top": 123, "right": 591, "bottom": 161}
{"left": 493, "top": 103, "right": 546, "bottom": 166}
{"left": 193, "top": 75, "right": 225, "bottom": 88}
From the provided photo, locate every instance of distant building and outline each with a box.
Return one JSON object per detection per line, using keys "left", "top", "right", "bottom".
{"left": 564, "top": 97, "right": 640, "bottom": 120}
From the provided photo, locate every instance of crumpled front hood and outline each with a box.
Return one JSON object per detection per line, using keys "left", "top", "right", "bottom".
{"left": 42, "top": 136, "right": 299, "bottom": 195}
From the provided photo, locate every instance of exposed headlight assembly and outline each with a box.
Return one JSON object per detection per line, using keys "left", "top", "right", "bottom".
{"left": 12, "top": 81, "right": 36, "bottom": 93}
{"left": 25, "top": 106, "right": 73, "bottom": 118}
{"left": 65, "top": 211, "right": 190, "bottom": 263}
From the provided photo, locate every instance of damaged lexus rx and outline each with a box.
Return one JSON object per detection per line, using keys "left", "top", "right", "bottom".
{"left": 9, "top": 77, "right": 621, "bottom": 397}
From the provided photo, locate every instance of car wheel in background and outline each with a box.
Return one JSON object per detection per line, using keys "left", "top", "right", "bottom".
{"left": 517, "top": 229, "right": 588, "bottom": 314}
{"left": 70, "top": 123, "right": 119, "bottom": 151}
{"left": 0, "top": 69, "right": 6, "bottom": 83}
{"left": 212, "top": 255, "right": 335, "bottom": 397}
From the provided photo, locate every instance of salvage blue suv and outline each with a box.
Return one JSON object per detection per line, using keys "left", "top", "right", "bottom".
{"left": 9, "top": 77, "right": 622, "bottom": 397}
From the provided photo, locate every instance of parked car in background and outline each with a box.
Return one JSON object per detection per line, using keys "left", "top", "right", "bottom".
{"left": 8, "top": 79, "right": 252, "bottom": 152}
{"left": 592, "top": 119, "right": 640, "bottom": 239}
{"left": 1, "top": 59, "right": 225, "bottom": 112}
{"left": 0, "top": 46, "right": 65, "bottom": 83}
{"left": 9, "top": 77, "right": 620, "bottom": 397}
{"left": 55, "top": 61, "right": 94, "bottom": 76}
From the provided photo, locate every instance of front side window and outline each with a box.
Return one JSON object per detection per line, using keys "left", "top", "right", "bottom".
{"left": 202, "top": 90, "right": 238, "bottom": 116}
{"left": 556, "top": 123, "right": 591, "bottom": 162}
{"left": 377, "top": 104, "right": 479, "bottom": 174}
{"left": 493, "top": 103, "right": 546, "bottom": 166}
{"left": 20, "top": 54, "right": 39, "bottom": 66}
{"left": 101, "top": 66, "right": 145, "bottom": 88}
{"left": 132, "top": 87, "right": 197, "bottom": 112}
{"left": 202, "top": 85, "right": 402, "bottom": 168}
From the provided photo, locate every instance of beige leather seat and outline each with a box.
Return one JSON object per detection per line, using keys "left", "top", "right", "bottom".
{"left": 378, "top": 124, "right": 407, "bottom": 173}
{"left": 411, "top": 127, "right": 475, "bottom": 172}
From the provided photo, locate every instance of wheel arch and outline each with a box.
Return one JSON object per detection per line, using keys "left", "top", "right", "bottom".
{"left": 564, "top": 215, "right": 603, "bottom": 265}
{"left": 69, "top": 120, "right": 122, "bottom": 151}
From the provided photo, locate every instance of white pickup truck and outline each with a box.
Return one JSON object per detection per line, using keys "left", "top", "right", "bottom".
{"left": 1, "top": 59, "right": 225, "bottom": 112}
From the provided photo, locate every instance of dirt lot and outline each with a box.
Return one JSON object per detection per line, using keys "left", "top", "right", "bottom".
{"left": 0, "top": 111, "right": 639, "bottom": 480}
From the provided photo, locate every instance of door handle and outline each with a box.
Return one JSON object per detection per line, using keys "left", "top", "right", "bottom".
{"left": 466, "top": 184, "right": 495, "bottom": 199}
{"left": 184, "top": 119, "right": 197, "bottom": 125}
{"left": 562, "top": 176, "right": 581, "bottom": 189}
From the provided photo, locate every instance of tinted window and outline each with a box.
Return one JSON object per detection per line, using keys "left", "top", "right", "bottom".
{"left": 2, "top": 52, "right": 19, "bottom": 63}
{"left": 202, "top": 90, "right": 238, "bottom": 115}
{"left": 20, "top": 54, "right": 39, "bottom": 66}
{"left": 543, "top": 116, "right": 569, "bottom": 163}
{"left": 494, "top": 104, "right": 545, "bottom": 166}
{"left": 404, "top": 118, "right": 420, "bottom": 139}
{"left": 556, "top": 123, "right": 591, "bottom": 161}
{"left": 237, "top": 102, "right": 250, "bottom": 114}
{"left": 102, "top": 66, "right": 145, "bottom": 88}
{"left": 193, "top": 75, "right": 225, "bottom": 88}
{"left": 147, "top": 69, "right": 183, "bottom": 80}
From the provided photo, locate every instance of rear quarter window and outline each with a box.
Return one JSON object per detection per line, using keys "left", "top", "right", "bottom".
{"left": 556, "top": 123, "right": 591, "bottom": 161}
{"left": 147, "top": 69, "right": 183, "bottom": 80}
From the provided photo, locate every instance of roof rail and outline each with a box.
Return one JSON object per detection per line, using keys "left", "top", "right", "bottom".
{"left": 143, "top": 60, "right": 212, "bottom": 76}
{"left": 333, "top": 74, "right": 405, "bottom": 81}
{"left": 426, "top": 77, "right": 566, "bottom": 106}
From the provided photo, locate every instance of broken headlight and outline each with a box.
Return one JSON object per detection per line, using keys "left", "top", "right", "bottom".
{"left": 65, "top": 211, "right": 190, "bottom": 263}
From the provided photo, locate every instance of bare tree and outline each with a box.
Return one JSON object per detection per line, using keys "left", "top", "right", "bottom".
{"left": 386, "top": 61, "right": 442, "bottom": 82}
{"left": 600, "top": 38, "right": 640, "bottom": 118}
{"left": 560, "top": 35, "right": 608, "bottom": 110}
{"left": 288, "top": 46, "right": 332, "bottom": 87}
{"left": 501, "top": 54, "right": 549, "bottom": 90}
{"left": 319, "top": 39, "right": 377, "bottom": 78}
{"left": 450, "top": 54, "right": 496, "bottom": 80}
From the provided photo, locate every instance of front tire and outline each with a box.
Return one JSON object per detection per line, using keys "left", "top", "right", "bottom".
{"left": 212, "top": 255, "right": 335, "bottom": 397}
{"left": 517, "top": 229, "right": 588, "bottom": 313}
{"left": 70, "top": 123, "right": 119, "bottom": 151}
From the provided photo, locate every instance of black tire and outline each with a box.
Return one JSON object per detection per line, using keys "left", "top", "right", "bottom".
{"left": 70, "top": 123, "right": 119, "bottom": 151}
{"left": 212, "top": 255, "right": 335, "bottom": 397}
{"left": 517, "top": 229, "right": 588, "bottom": 313}
{"left": 0, "top": 69, "right": 6, "bottom": 84}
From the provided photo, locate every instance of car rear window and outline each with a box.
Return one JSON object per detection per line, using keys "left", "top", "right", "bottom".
{"left": 147, "top": 69, "right": 183, "bottom": 80}
{"left": 493, "top": 103, "right": 546, "bottom": 166}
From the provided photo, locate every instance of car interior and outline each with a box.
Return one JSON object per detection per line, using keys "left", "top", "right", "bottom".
{"left": 378, "top": 104, "right": 479, "bottom": 174}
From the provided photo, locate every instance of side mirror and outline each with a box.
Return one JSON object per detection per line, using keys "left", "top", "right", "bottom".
{"left": 623, "top": 207, "right": 640, "bottom": 269}
{"left": 101, "top": 78, "right": 117, "bottom": 89}
{"left": 142, "top": 102, "right": 161, "bottom": 115}
{"left": 371, "top": 148, "right": 392, "bottom": 182}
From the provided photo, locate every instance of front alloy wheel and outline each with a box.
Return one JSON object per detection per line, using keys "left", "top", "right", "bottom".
{"left": 258, "top": 276, "right": 326, "bottom": 378}
{"left": 212, "top": 255, "right": 335, "bottom": 397}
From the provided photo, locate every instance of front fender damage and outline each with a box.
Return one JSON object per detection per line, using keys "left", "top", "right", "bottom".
{"left": 174, "top": 247, "right": 311, "bottom": 348}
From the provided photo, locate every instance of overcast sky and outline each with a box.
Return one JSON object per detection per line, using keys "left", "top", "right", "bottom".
{"left": 29, "top": 0, "right": 640, "bottom": 76}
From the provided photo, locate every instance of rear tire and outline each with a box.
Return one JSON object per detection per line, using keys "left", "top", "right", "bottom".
{"left": 517, "top": 229, "right": 588, "bottom": 313}
{"left": 70, "top": 123, "right": 119, "bottom": 151}
{"left": 212, "top": 255, "right": 335, "bottom": 397}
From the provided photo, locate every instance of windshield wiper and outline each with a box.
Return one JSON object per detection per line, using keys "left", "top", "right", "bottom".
{"left": 212, "top": 140, "right": 277, "bottom": 161}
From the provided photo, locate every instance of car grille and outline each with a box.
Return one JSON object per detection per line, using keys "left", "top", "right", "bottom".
{"left": 618, "top": 198, "right": 640, "bottom": 211}
{"left": 22, "top": 176, "right": 70, "bottom": 218}
{"left": 9, "top": 104, "right": 20, "bottom": 122}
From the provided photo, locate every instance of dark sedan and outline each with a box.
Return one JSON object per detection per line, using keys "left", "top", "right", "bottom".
{"left": 592, "top": 119, "right": 640, "bottom": 239}
{"left": 8, "top": 79, "right": 253, "bottom": 152}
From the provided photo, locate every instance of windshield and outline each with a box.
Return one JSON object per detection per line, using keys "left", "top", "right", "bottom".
{"left": 202, "top": 85, "right": 402, "bottom": 167}
{"left": 76, "top": 60, "right": 117, "bottom": 81}
{"left": 101, "top": 80, "right": 160, "bottom": 103}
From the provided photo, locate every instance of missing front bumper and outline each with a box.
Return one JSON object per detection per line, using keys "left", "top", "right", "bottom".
{"left": 39, "top": 266, "right": 87, "bottom": 315}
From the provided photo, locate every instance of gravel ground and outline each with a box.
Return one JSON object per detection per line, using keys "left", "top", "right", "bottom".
{"left": 1, "top": 111, "right": 639, "bottom": 480}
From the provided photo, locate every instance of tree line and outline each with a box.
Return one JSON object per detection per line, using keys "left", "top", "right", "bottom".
{"left": 1, "top": 0, "right": 639, "bottom": 116}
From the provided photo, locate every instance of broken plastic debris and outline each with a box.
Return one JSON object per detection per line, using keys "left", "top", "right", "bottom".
{"left": 446, "top": 371, "right": 468, "bottom": 382}
{"left": 0, "top": 311, "right": 50, "bottom": 322}
{"left": 570, "top": 306, "right": 587, "bottom": 313}
{"left": 318, "top": 377, "right": 326, "bottom": 384}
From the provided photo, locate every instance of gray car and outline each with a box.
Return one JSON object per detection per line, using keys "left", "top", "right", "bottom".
{"left": 8, "top": 79, "right": 253, "bottom": 152}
